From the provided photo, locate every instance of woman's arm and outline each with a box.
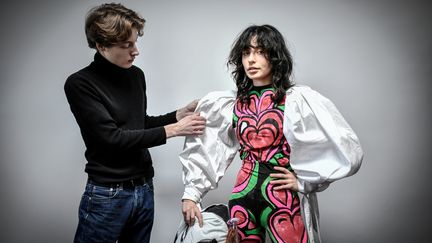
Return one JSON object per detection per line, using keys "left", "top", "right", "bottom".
{"left": 283, "top": 85, "right": 364, "bottom": 193}
{"left": 179, "top": 90, "right": 239, "bottom": 226}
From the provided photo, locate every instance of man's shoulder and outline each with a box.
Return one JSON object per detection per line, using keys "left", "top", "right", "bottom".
{"left": 66, "top": 63, "right": 98, "bottom": 82}
{"left": 64, "top": 65, "right": 97, "bottom": 91}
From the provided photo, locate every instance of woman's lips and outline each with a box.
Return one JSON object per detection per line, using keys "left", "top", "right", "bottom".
{"left": 247, "top": 67, "right": 259, "bottom": 73}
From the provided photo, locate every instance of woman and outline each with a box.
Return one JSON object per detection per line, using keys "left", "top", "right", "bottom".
{"left": 180, "top": 24, "right": 363, "bottom": 243}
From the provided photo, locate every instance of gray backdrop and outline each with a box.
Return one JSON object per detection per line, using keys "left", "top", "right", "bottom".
{"left": 1, "top": 0, "right": 431, "bottom": 242}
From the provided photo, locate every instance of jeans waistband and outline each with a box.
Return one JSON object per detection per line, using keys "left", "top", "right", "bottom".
{"left": 88, "top": 177, "right": 150, "bottom": 189}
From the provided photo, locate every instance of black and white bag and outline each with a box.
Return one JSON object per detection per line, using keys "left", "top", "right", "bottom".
{"left": 174, "top": 204, "right": 230, "bottom": 243}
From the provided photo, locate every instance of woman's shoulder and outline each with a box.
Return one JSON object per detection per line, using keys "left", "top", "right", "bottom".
{"left": 287, "top": 84, "right": 317, "bottom": 95}
{"left": 196, "top": 89, "right": 237, "bottom": 115}
{"left": 285, "top": 84, "right": 324, "bottom": 101}
{"left": 202, "top": 89, "right": 237, "bottom": 101}
{"left": 198, "top": 89, "right": 237, "bottom": 108}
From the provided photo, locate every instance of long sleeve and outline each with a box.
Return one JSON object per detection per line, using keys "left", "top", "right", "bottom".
{"left": 64, "top": 74, "right": 167, "bottom": 151}
{"left": 145, "top": 111, "right": 177, "bottom": 128}
{"left": 64, "top": 52, "right": 172, "bottom": 183}
{"left": 283, "top": 85, "right": 363, "bottom": 193}
{"left": 283, "top": 85, "right": 364, "bottom": 243}
{"left": 180, "top": 90, "right": 239, "bottom": 203}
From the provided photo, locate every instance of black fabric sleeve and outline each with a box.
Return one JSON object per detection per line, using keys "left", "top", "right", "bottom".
{"left": 64, "top": 77, "right": 167, "bottom": 151}
{"left": 145, "top": 111, "right": 177, "bottom": 128}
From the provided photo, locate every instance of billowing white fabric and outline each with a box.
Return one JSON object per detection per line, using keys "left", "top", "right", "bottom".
{"left": 180, "top": 90, "right": 239, "bottom": 203}
{"left": 283, "top": 86, "right": 363, "bottom": 242}
{"left": 179, "top": 85, "right": 363, "bottom": 243}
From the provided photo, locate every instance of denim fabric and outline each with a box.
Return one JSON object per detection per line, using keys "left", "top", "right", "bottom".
{"left": 74, "top": 179, "right": 154, "bottom": 243}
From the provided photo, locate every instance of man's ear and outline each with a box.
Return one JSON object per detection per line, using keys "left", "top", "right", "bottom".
{"left": 95, "top": 43, "right": 105, "bottom": 52}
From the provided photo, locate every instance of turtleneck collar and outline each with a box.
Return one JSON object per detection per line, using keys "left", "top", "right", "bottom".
{"left": 92, "top": 51, "right": 129, "bottom": 77}
{"left": 251, "top": 83, "right": 273, "bottom": 92}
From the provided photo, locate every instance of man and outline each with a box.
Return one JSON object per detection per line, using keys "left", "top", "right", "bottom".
{"left": 64, "top": 3, "right": 206, "bottom": 242}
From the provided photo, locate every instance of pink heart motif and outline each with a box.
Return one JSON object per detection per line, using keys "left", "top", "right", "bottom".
{"left": 234, "top": 90, "right": 288, "bottom": 164}
{"left": 264, "top": 180, "right": 308, "bottom": 242}
{"left": 230, "top": 205, "right": 263, "bottom": 243}
{"left": 232, "top": 158, "right": 255, "bottom": 193}
{"left": 269, "top": 208, "right": 308, "bottom": 243}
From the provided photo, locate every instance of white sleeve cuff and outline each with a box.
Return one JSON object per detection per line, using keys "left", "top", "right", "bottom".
{"left": 297, "top": 178, "right": 330, "bottom": 194}
{"left": 297, "top": 179, "right": 306, "bottom": 193}
{"left": 182, "top": 186, "right": 203, "bottom": 203}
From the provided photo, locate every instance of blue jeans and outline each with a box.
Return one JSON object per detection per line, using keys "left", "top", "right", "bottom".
{"left": 74, "top": 179, "right": 154, "bottom": 243}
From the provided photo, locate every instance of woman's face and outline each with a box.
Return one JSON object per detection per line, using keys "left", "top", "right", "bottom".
{"left": 242, "top": 37, "right": 272, "bottom": 86}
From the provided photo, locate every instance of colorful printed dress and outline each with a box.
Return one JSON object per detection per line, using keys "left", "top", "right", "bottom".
{"left": 180, "top": 85, "right": 363, "bottom": 243}
{"left": 229, "top": 85, "right": 307, "bottom": 242}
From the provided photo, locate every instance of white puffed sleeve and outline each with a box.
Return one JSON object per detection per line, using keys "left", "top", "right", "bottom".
{"left": 283, "top": 85, "right": 363, "bottom": 243}
{"left": 283, "top": 85, "right": 363, "bottom": 193}
{"left": 180, "top": 90, "right": 239, "bottom": 203}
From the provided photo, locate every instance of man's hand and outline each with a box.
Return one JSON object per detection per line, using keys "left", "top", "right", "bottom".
{"left": 164, "top": 113, "right": 206, "bottom": 138}
{"left": 269, "top": 166, "right": 299, "bottom": 191}
{"left": 182, "top": 199, "right": 203, "bottom": 227}
{"left": 176, "top": 99, "right": 199, "bottom": 121}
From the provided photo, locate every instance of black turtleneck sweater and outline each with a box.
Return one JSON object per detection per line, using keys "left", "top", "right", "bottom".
{"left": 64, "top": 52, "right": 177, "bottom": 183}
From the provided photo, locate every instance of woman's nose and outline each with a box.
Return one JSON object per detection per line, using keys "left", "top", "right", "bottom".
{"left": 247, "top": 53, "right": 255, "bottom": 63}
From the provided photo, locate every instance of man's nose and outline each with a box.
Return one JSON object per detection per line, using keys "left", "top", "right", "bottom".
{"left": 131, "top": 44, "right": 139, "bottom": 56}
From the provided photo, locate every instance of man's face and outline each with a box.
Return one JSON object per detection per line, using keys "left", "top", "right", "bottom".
{"left": 98, "top": 28, "right": 139, "bottom": 69}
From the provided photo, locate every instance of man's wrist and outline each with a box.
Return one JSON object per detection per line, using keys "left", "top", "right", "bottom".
{"left": 164, "top": 123, "right": 177, "bottom": 138}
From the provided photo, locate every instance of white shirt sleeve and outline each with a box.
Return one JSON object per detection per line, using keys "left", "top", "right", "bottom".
{"left": 283, "top": 85, "right": 364, "bottom": 243}
{"left": 283, "top": 85, "right": 364, "bottom": 193}
{"left": 180, "top": 90, "right": 239, "bottom": 203}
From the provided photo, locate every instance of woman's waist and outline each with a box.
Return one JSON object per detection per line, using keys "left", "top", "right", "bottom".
{"left": 240, "top": 149, "right": 290, "bottom": 167}
{"left": 240, "top": 158, "right": 291, "bottom": 173}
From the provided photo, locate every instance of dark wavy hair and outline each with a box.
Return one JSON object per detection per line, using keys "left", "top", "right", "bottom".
{"left": 227, "top": 24, "right": 294, "bottom": 104}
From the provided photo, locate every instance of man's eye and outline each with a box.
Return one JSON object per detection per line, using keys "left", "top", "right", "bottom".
{"left": 119, "top": 43, "right": 133, "bottom": 48}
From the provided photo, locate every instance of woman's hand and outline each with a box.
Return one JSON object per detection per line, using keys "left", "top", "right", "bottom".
{"left": 269, "top": 166, "right": 299, "bottom": 191}
{"left": 182, "top": 199, "right": 203, "bottom": 227}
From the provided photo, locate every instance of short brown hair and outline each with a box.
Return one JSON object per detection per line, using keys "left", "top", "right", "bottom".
{"left": 85, "top": 3, "right": 145, "bottom": 49}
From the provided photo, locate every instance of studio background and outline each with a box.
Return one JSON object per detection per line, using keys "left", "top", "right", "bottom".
{"left": 1, "top": 0, "right": 430, "bottom": 242}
